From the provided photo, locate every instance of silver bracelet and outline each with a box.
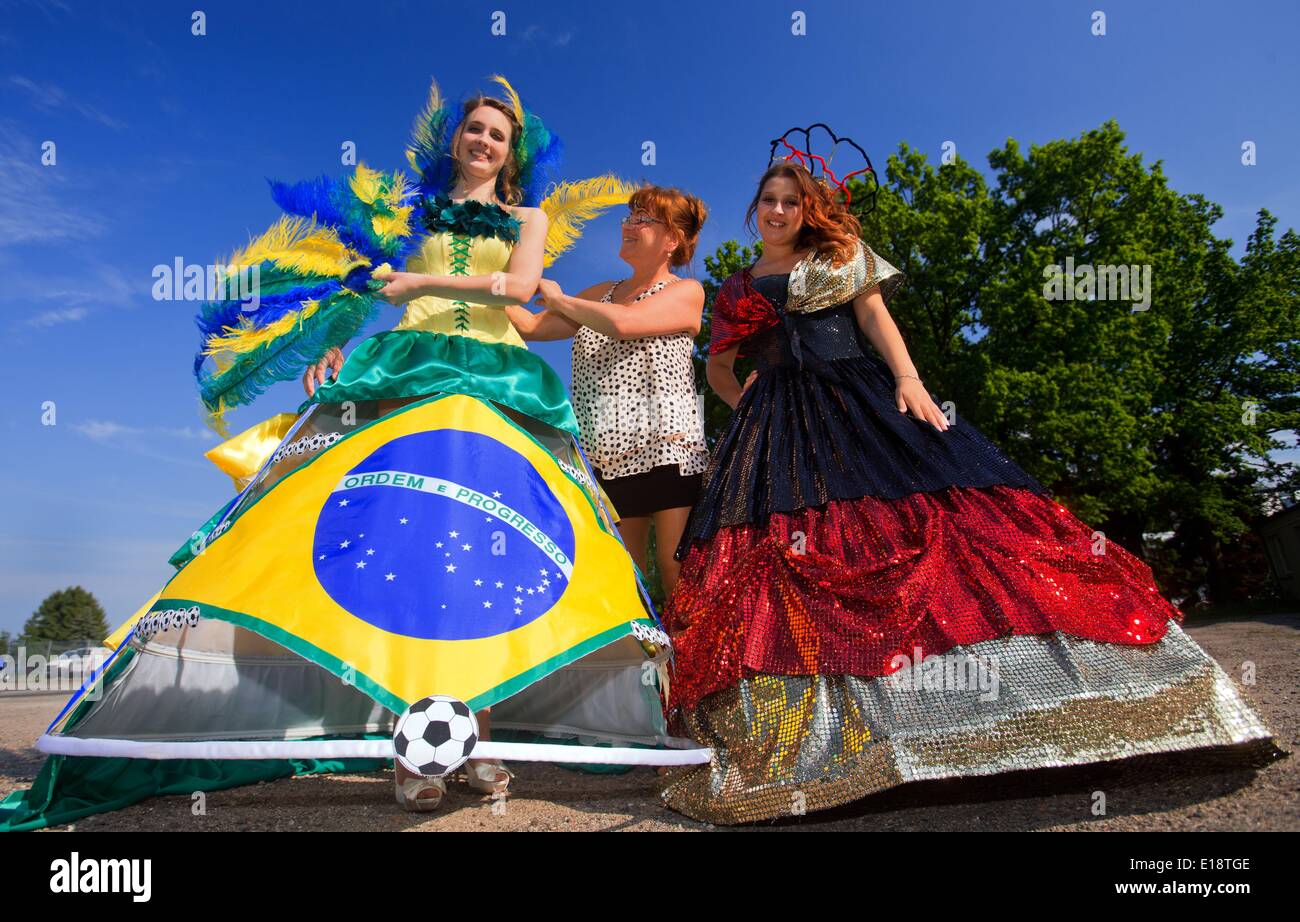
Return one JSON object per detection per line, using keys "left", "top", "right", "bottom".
{"left": 895, "top": 373, "right": 922, "bottom": 384}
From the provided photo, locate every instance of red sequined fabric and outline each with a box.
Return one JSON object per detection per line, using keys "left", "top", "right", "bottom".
{"left": 664, "top": 484, "right": 1181, "bottom": 712}
{"left": 708, "top": 271, "right": 779, "bottom": 357}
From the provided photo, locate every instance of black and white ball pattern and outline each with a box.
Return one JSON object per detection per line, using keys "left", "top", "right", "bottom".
{"left": 393, "top": 695, "right": 479, "bottom": 777}
{"left": 571, "top": 279, "right": 709, "bottom": 480}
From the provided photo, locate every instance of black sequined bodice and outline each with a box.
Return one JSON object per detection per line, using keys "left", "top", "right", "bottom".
{"left": 676, "top": 269, "right": 1047, "bottom": 556}
{"left": 747, "top": 273, "right": 872, "bottom": 372}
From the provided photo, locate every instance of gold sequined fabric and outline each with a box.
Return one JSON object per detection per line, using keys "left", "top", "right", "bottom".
{"left": 785, "top": 240, "right": 904, "bottom": 313}
{"left": 658, "top": 624, "right": 1271, "bottom": 824}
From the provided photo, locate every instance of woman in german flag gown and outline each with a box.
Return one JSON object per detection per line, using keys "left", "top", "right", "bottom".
{"left": 657, "top": 160, "right": 1272, "bottom": 825}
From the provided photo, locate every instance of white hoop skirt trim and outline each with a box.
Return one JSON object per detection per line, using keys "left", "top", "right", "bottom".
{"left": 35, "top": 734, "right": 711, "bottom": 766}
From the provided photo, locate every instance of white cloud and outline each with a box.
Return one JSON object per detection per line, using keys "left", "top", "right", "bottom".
{"left": 520, "top": 24, "right": 575, "bottom": 47}
{"left": 166, "top": 426, "right": 221, "bottom": 441}
{"left": 21, "top": 306, "right": 88, "bottom": 329}
{"left": 74, "top": 420, "right": 219, "bottom": 445}
{"left": 6, "top": 261, "right": 140, "bottom": 331}
{"left": 8, "top": 74, "right": 64, "bottom": 107}
{"left": 74, "top": 420, "right": 143, "bottom": 441}
{"left": 7, "top": 75, "right": 127, "bottom": 131}
{"left": 0, "top": 120, "right": 108, "bottom": 245}
{"left": 38, "top": 262, "right": 137, "bottom": 309}
{"left": 2, "top": 0, "right": 75, "bottom": 19}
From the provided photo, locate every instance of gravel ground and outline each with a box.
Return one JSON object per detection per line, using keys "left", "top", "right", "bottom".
{"left": 1, "top": 614, "right": 1294, "bottom": 832}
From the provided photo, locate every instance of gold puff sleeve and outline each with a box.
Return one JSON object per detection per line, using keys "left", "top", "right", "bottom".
{"left": 785, "top": 239, "right": 905, "bottom": 314}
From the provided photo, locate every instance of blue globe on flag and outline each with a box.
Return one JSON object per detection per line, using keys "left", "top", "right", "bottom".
{"left": 312, "top": 429, "right": 576, "bottom": 640}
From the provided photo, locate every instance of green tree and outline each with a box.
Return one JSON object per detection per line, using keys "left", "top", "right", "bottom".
{"left": 21, "top": 586, "right": 109, "bottom": 647}
{"left": 1153, "top": 209, "right": 1300, "bottom": 598}
{"left": 975, "top": 122, "right": 1298, "bottom": 596}
{"left": 855, "top": 141, "right": 994, "bottom": 404}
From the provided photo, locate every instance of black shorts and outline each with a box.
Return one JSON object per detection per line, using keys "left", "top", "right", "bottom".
{"left": 595, "top": 464, "right": 703, "bottom": 518}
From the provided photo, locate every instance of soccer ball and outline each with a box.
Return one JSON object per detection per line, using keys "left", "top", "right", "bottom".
{"left": 393, "top": 695, "right": 479, "bottom": 777}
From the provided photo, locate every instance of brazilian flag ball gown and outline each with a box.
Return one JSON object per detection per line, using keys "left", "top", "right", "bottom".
{"left": 657, "top": 240, "right": 1273, "bottom": 824}
{"left": 0, "top": 202, "right": 688, "bottom": 832}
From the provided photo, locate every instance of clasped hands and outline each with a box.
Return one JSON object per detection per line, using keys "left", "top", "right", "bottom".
{"left": 302, "top": 273, "right": 563, "bottom": 396}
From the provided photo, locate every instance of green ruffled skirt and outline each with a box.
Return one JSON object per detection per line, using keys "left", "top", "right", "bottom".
{"left": 299, "top": 330, "right": 579, "bottom": 438}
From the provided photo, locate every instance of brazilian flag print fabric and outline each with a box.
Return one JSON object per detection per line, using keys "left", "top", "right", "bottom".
{"left": 0, "top": 390, "right": 677, "bottom": 832}
{"left": 132, "top": 394, "right": 652, "bottom": 713}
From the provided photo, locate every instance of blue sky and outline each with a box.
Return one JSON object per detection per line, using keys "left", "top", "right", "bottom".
{"left": 1, "top": 0, "right": 1296, "bottom": 634}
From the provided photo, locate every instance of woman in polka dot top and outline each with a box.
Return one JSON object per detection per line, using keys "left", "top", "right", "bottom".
{"left": 508, "top": 186, "right": 709, "bottom": 595}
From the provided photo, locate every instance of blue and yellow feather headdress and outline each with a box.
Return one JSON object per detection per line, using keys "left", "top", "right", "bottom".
{"left": 406, "top": 74, "right": 564, "bottom": 208}
{"left": 194, "top": 76, "right": 636, "bottom": 434}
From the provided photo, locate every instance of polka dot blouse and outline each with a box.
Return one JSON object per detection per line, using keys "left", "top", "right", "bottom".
{"left": 570, "top": 279, "right": 710, "bottom": 480}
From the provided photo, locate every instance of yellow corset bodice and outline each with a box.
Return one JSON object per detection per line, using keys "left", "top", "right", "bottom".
{"left": 393, "top": 231, "right": 525, "bottom": 348}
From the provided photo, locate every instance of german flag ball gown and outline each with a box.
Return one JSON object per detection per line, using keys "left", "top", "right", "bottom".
{"left": 0, "top": 77, "right": 703, "bottom": 833}
{"left": 657, "top": 240, "right": 1273, "bottom": 824}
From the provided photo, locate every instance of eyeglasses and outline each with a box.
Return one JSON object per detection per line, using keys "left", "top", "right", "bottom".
{"left": 621, "top": 214, "right": 665, "bottom": 227}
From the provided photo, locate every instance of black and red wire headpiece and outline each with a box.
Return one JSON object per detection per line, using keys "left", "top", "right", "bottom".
{"left": 767, "top": 123, "right": 879, "bottom": 215}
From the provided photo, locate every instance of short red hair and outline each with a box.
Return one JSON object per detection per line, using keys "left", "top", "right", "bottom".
{"left": 627, "top": 185, "right": 708, "bottom": 267}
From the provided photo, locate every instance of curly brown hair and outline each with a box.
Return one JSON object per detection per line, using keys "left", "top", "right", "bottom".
{"left": 449, "top": 96, "right": 525, "bottom": 206}
{"left": 744, "top": 162, "right": 861, "bottom": 265}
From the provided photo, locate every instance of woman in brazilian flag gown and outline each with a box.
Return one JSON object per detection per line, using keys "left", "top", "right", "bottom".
{"left": 301, "top": 90, "right": 554, "bottom": 809}
{"left": 0, "top": 79, "right": 687, "bottom": 832}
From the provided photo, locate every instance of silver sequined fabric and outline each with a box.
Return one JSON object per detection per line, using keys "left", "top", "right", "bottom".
{"left": 659, "top": 623, "right": 1271, "bottom": 824}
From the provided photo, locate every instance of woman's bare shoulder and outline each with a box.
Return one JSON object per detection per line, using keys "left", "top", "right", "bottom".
{"left": 509, "top": 204, "right": 547, "bottom": 224}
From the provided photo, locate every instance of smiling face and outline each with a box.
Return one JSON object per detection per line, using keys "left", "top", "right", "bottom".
{"left": 619, "top": 207, "right": 680, "bottom": 267}
{"left": 453, "top": 104, "right": 515, "bottom": 185}
{"left": 754, "top": 175, "right": 804, "bottom": 248}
